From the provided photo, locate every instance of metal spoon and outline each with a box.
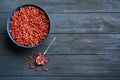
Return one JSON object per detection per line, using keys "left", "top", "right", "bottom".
{"left": 36, "top": 37, "right": 56, "bottom": 65}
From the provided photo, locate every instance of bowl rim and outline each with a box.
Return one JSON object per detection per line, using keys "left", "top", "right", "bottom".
{"left": 7, "top": 4, "right": 50, "bottom": 48}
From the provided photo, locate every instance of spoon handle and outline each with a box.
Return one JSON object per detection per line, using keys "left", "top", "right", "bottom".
{"left": 43, "top": 37, "right": 56, "bottom": 55}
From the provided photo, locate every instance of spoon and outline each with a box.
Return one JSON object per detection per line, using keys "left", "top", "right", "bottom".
{"left": 36, "top": 37, "right": 56, "bottom": 65}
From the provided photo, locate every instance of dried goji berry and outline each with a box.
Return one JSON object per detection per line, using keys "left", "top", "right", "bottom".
{"left": 10, "top": 6, "right": 49, "bottom": 46}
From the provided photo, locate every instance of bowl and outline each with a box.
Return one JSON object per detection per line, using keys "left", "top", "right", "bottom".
{"left": 7, "top": 4, "right": 50, "bottom": 48}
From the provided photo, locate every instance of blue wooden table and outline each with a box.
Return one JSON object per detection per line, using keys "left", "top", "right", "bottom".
{"left": 0, "top": 0, "right": 120, "bottom": 80}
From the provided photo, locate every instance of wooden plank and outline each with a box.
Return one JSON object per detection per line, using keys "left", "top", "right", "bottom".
{"left": 0, "top": 0, "right": 120, "bottom": 12}
{"left": 1, "top": 13, "right": 120, "bottom": 34}
{"left": 0, "top": 55, "right": 120, "bottom": 77}
{"left": 0, "top": 77, "right": 120, "bottom": 80}
{"left": 0, "top": 34, "right": 120, "bottom": 55}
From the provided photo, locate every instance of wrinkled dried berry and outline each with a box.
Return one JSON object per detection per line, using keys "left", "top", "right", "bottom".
{"left": 23, "top": 67, "right": 27, "bottom": 71}
{"left": 28, "top": 55, "right": 33, "bottom": 60}
{"left": 35, "top": 66, "right": 40, "bottom": 71}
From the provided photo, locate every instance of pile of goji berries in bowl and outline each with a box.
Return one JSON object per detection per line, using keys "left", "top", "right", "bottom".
{"left": 7, "top": 4, "right": 50, "bottom": 48}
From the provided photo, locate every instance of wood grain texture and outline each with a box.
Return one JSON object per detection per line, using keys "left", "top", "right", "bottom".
{"left": 0, "top": 55, "right": 120, "bottom": 77}
{"left": 0, "top": 34, "right": 120, "bottom": 55}
{"left": 0, "top": 0, "right": 120, "bottom": 12}
{"left": 0, "top": 77, "right": 120, "bottom": 80}
{"left": 0, "top": 0, "right": 120, "bottom": 79}
{"left": 1, "top": 13, "right": 120, "bottom": 33}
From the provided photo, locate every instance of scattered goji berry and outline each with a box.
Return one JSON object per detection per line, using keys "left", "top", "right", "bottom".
{"left": 25, "top": 57, "right": 29, "bottom": 61}
{"left": 23, "top": 67, "right": 27, "bottom": 71}
{"left": 28, "top": 55, "right": 33, "bottom": 60}
{"left": 35, "top": 66, "right": 40, "bottom": 71}
{"left": 23, "top": 52, "right": 50, "bottom": 71}
{"left": 43, "top": 66, "right": 48, "bottom": 71}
